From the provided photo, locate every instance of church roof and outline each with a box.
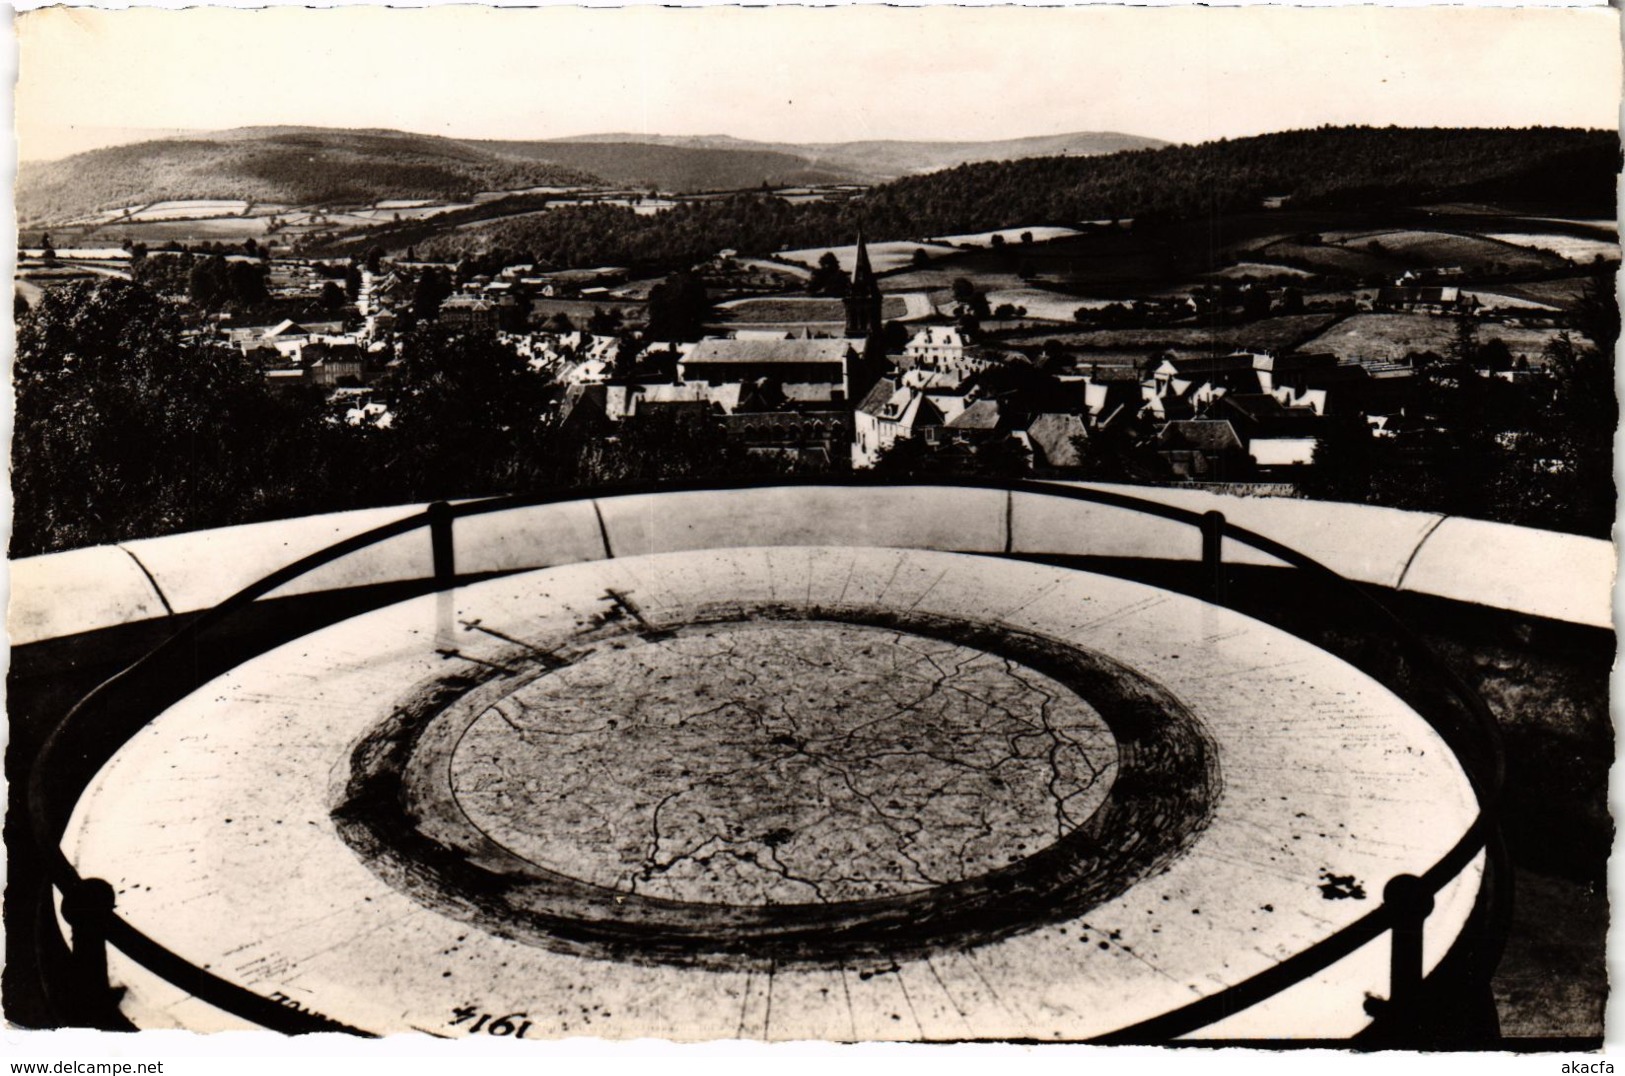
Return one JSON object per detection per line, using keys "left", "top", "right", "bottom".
{"left": 851, "top": 228, "right": 876, "bottom": 284}
{"left": 686, "top": 338, "right": 853, "bottom": 365}
{"left": 1025, "top": 412, "right": 1088, "bottom": 468}
{"left": 857, "top": 376, "right": 900, "bottom": 415}
{"left": 947, "top": 398, "right": 1004, "bottom": 430}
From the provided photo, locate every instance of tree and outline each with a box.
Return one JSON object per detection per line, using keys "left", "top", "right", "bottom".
{"left": 1447, "top": 314, "right": 1480, "bottom": 368}
{"left": 189, "top": 256, "right": 226, "bottom": 308}
{"left": 1477, "top": 338, "right": 1515, "bottom": 372}
{"left": 645, "top": 270, "right": 711, "bottom": 342}
{"left": 412, "top": 267, "right": 452, "bottom": 322}
{"left": 808, "top": 251, "right": 849, "bottom": 298}
{"left": 872, "top": 433, "right": 1030, "bottom": 478}
{"left": 320, "top": 280, "right": 347, "bottom": 311}
{"left": 612, "top": 334, "right": 644, "bottom": 379}
{"left": 12, "top": 280, "right": 313, "bottom": 555}
{"left": 384, "top": 324, "right": 555, "bottom": 500}
{"left": 226, "top": 260, "right": 268, "bottom": 307}
{"left": 588, "top": 306, "right": 624, "bottom": 335}
{"left": 1298, "top": 418, "right": 1379, "bottom": 505}
{"left": 1241, "top": 284, "right": 1273, "bottom": 320}
{"left": 1068, "top": 420, "right": 1148, "bottom": 482}
{"left": 1488, "top": 330, "right": 1617, "bottom": 537}
{"left": 568, "top": 408, "right": 751, "bottom": 487}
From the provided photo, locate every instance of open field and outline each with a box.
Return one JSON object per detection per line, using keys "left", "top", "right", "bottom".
{"left": 775, "top": 241, "right": 961, "bottom": 273}
{"left": 1488, "top": 325, "right": 1570, "bottom": 361}
{"left": 1489, "top": 278, "right": 1595, "bottom": 311}
{"left": 1251, "top": 239, "right": 1406, "bottom": 279}
{"left": 982, "top": 288, "right": 1096, "bottom": 321}
{"left": 1202, "top": 261, "right": 1317, "bottom": 281}
{"left": 1001, "top": 313, "right": 1340, "bottom": 357}
{"left": 948, "top": 230, "right": 1175, "bottom": 290}
{"left": 473, "top": 186, "right": 597, "bottom": 202}
{"left": 1301, "top": 313, "right": 1563, "bottom": 365}
{"left": 716, "top": 295, "right": 908, "bottom": 323}
{"left": 69, "top": 217, "right": 276, "bottom": 242}
{"left": 1461, "top": 290, "right": 1562, "bottom": 313}
{"left": 1481, "top": 233, "right": 1620, "bottom": 264}
{"left": 351, "top": 203, "right": 476, "bottom": 221}
{"left": 125, "top": 199, "right": 255, "bottom": 221}
{"left": 1321, "top": 229, "right": 1568, "bottom": 274}
{"left": 882, "top": 267, "right": 1029, "bottom": 295}
{"left": 20, "top": 248, "right": 131, "bottom": 261}
{"left": 528, "top": 297, "right": 647, "bottom": 324}
{"left": 882, "top": 232, "right": 1176, "bottom": 298}
{"left": 928, "top": 226, "right": 1085, "bottom": 248}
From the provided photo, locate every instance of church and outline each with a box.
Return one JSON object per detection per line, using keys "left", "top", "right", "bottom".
{"left": 843, "top": 228, "right": 886, "bottom": 339}
{"left": 841, "top": 230, "right": 892, "bottom": 401}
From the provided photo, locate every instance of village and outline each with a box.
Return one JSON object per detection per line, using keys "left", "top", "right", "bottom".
{"left": 19, "top": 203, "right": 1605, "bottom": 495}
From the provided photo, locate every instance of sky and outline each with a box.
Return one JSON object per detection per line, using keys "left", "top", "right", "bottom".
{"left": 12, "top": 4, "right": 1624, "bottom": 161}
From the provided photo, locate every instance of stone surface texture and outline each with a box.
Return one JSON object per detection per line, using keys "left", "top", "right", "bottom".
{"left": 63, "top": 546, "right": 1482, "bottom": 1040}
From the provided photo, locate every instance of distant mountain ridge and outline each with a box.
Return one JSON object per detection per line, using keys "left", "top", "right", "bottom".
{"left": 19, "top": 125, "right": 1169, "bottom": 224}
{"left": 464, "top": 139, "right": 876, "bottom": 192}
{"left": 16, "top": 127, "right": 601, "bottom": 225}
{"left": 537, "top": 130, "right": 1169, "bottom": 184}
{"left": 412, "top": 126, "right": 1618, "bottom": 273}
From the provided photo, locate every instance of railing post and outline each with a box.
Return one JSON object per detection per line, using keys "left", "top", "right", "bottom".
{"left": 60, "top": 878, "right": 123, "bottom": 1029}
{"left": 428, "top": 501, "right": 455, "bottom": 588}
{"left": 1383, "top": 873, "right": 1435, "bottom": 1031}
{"left": 1200, "top": 510, "right": 1227, "bottom": 603}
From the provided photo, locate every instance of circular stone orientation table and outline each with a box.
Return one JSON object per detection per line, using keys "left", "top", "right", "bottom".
{"left": 62, "top": 546, "right": 1482, "bottom": 1040}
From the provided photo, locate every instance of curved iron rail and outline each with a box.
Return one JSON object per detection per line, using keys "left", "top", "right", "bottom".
{"left": 25, "top": 476, "right": 1506, "bottom": 1040}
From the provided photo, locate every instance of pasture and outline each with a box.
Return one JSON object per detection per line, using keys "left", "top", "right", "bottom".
{"left": 1322, "top": 229, "right": 1567, "bottom": 274}
{"left": 1489, "top": 277, "right": 1595, "bottom": 311}
{"left": 351, "top": 203, "right": 476, "bottom": 222}
{"left": 126, "top": 200, "right": 254, "bottom": 221}
{"left": 1202, "top": 261, "right": 1316, "bottom": 282}
{"left": 774, "top": 241, "right": 961, "bottom": 273}
{"left": 981, "top": 288, "right": 1096, "bottom": 322}
{"left": 1482, "top": 233, "right": 1620, "bottom": 264}
{"left": 927, "top": 226, "right": 1085, "bottom": 248}
{"left": 83, "top": 217, "right": 275, "bottom": 241}
{"left": 1461, "top": 290, "right": 1562, "bottom": 313}
{"left": 1003, "top": 313, "right": 1340, "bottom": 357}
{"left": 1301, "top": 313, "right": 1564, "bottom": 366}
{"left": 528, "top": 298, "right": 648, "bottom": 324}
{"left": 883, "top": 231, "right": 1174, "bottom": 297}
{"left": 716, "top": 296, "right": 908, "bottom": 324}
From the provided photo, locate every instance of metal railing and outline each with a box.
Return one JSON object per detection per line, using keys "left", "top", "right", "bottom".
{"left": 25, "top": 476, "right": 1506, "bottom": 1041}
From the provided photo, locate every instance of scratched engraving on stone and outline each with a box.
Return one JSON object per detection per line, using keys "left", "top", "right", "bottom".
{"left": 451, "top": 621, "right": 1118, "bottom": 904}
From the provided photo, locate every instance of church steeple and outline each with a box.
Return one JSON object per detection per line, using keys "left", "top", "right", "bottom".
{"left": 844, "top": 228, "right": 884, "bottom": 339}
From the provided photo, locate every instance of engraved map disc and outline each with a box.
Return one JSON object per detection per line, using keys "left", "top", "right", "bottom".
{"left": 62, "top": 546, "right": 1481, "bottom": 1040}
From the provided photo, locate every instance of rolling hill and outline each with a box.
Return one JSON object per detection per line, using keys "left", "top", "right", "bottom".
{"left": 20, "top": 126, "right": 1165, "bottom": 225}
{"left": 531, "top": 131, "right": 1169, "bottom": 187}
{"left": 16, "top": 127, "right": 602, "bottom": 225}
{"left": 464, "top": 139, "right": 876, "bottom": 192}
{"left": 410, "top": 126, "right": 1618, "bottom": 271}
